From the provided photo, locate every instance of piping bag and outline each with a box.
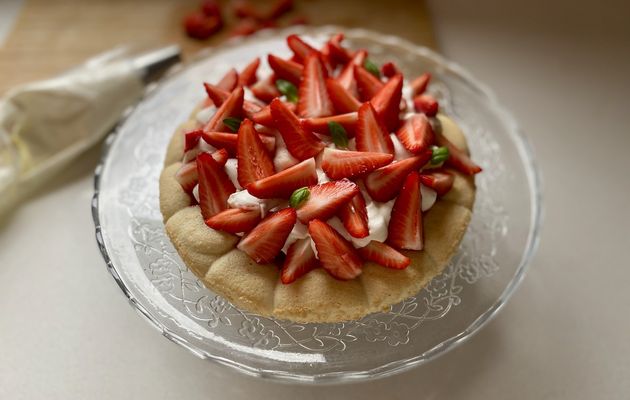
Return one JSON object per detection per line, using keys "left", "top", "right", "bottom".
{"left": 0, "top": 45, "right": 181, "bottom": 214}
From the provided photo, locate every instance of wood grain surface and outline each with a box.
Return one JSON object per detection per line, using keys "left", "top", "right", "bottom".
{"left": 0, "top": 0, "right": 434, "bottom": 94}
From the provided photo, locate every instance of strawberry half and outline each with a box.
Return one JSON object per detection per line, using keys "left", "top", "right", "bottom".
{"left": 364, "top": 151, "right": 432, "bottom": 202}
{"left": 419, "top": 169, "right": 455, "bottom": 196}
{"left": 371, "top": 73, "right": 403, "bottom": 131}
{"left": 201, "top": 131, "right": 274, "bottom": 156}
{"left": 387, "top": 171, "right": 423, "bottom": 250}
{"left": 237, "top": 208, "right": 297, "bottom": 264}
{"left": 411, "top": 72, "right": 431, "bottom": 97}
{"left": 321, "top": 148, "right": 393, "bottom": 180}
{"left": 327, "top": 33, "right": 352, "bottom": 65}
{"left": 381, "top": 61, "right": 401, "bottom": 78}
{"left": 251, "top": 75, "right": 281, "bottom": 103}
{"left": 204, "top": 86, "right": 244, "bottom": 132}
{"left": 281, "top": 238, "right": 319, "bottom": 284}
{"left": 354, "top": 65, "right": 384, "bottom": 101}
{"left": 175, "top": 161, "right": 199, "bottom": 193}
{"left": 297, "top": 53, "right": 334, "bottom": 118}
{"left": 251, "top": 102, "right": 296, "bottom": 126}
{"left": 396, "top": 114, "right": 435, "bottom": 154}
{"left": 237, "top": 119, "right": 275, "bottom": 187}
{"left": 238, "top": 57, "right": 260, "bottom": 87}
{"left": 196, "top": 152, "right": 236, "bottom": 219}
{"left": 268, "top": 54, "right": 303, "bottom": 86}
{"left": 308, "top": 219, "right": 363, "bottom": 280}
{"left": 184, "top": 130, "right": 202, "bottom": 152}
{"left": 203, "top": 83, "right": 261, "bottom": 118}
{"left": 435, "top": 132, "right": 483, "bottom": 175}
{"left": 270, "top": 98, "right": 325, "bottom": 160}
{"left": 216, "top": 68, "right": 239, "bottom": 91}
{"left": 413, "top": 94, "right": 439, "bottom": 117}
{"left": 338, "top": 192, "right": 369, "bottom": 238}
{"left": 356, "top": 102, "right": 394, "bottom": 155}
{"left": 295, "top": 179, "right": 359, "bottom": 223}
{"left": 326, "top": 78, "right": 361, "bottom": 113}
{"left": 287, "top": 34, "right": 319, "bottom": 63}
{"left": 205, "top": 207, "right": 262, "bottom": 234}
{"left": 336, "top": 50, "right": 367, "bottom": 96}
{"left": 246, "top": 158, "right": 318, "bottom": 199}
{"left": 300, "top": 112, "right": 358, "bottom": 137}
{"left": 358, "top": 241, "right": 410, "bottom": 269}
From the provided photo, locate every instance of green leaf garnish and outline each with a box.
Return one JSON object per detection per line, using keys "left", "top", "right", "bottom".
{"left": 364, "top": 59, "right": 381, "bottom": 78}
{"left": 275, "top": 79, "right": 299, "bottom": 103}
{"left": 430, "top": 146, "right": 449, "bottom": 165}
{"left": 223, "top": 117, "right": 242, "bottom": 133}
{"left": 328, "top": 121, "right": 349, "bottom": 149}
{"left": 289, "top": 187, "right": 310, "bottom": 208}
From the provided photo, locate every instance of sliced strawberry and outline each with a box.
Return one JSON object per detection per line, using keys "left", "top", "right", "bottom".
{"left": 204, "top": 86, "right": 244, "bottom": 132}
{"left": 183, "top": 12, "right": 222, "bottom": 40}
{"left": 358, "top": 241, "right": 410, "bottom": 269}
{"left": 356, "top": 102, "right": 394, "bottom": 154}
{"left": 201, "top": 131, "right": 237, "bottom": 155}
{"left": 259, "top": 134, "right": 276, "bottom": 154}
{"left": 338, "top": 192, "right": 369, "bottom": 238}
{"left": 387, "top": 171, "right": 423, "bottom": 250}
{"left": 233, "top": 0, "right": 263, "bottom": 20}
{"left": 237, "top": 208, "right": 297, "bottom": 264}
{"left": 270, "top": 98, "right": 324, "bottom": 160}
{"left": 326, "top": 78, "right": 361, "bottom": 113}
{"left": 236, "top": 119, "right": 275, "bottom": 187}
{"left": 308, "top": 219, "right": 363, "bottom": 280}
{"left": 205, "top": 207, "right": 261, "bottom": 234}
{"left": 210, "top": 148, "right": 229, "bottom": 165}
{"left": 336, "top": 50, "right": 367, "bottom": 95}
{"left": 246, "top": 158, "right": 317, "bottom": 199}
{"left": 216, "top": 68, "right": 239, "bottom": 91}
{"left": 354, "top": 65, "right": 384, "bottom": 101}
{"left": 268, "top": 54, "right": 303, "bottom": 86}
{"left": 237, "top": 57, "right": 260, "bottom": 87}
{"left": 419, "top": 169, "right": 455, "bottom": 196}
{"left": 300, "top": 112, "right": 358, "bottom": 137}
{"left": 229, "top": 17, "right": 261, "bottom": 37}
{"left": 319, "top": 42, "right": 335, "bottom": 74}
{"left": 413, "top": 94, "right": 439, "bottom": 117}
{"left": 295, "top": 179, "right": 359, "bottom": 223}
{"left": 435, "top": 132, "right": 483, "bottom": 175}
{"left": 203, "top": 83, "right": 261, "bottom": 117}
{"left": 251, "top": 102, "right": 296, "bottom": 126}
{"left": 287, "top": 34, "right": 319, "bottom": 63}
{"left": 327, "top": 33, "right": 352, "bottom": 65}
{"left": 381, "top": 61, "right": 401, "bottom": 78}
{"left": 184, "top": 130, "right": 202, "bottom": 152}
{"left": 196, "top": 152, "right": 236, "bottom": 219}
{"left": 297, "top": 54, "right": 334, "bottom": 118}
{"left": 321, "top": 148, "right": 393, "bottom": 180}
{"left": 281, "top": 238, "right": 319, "bottom": 284}
{"left": 175, "top": 161, "right": 199, "bottom": 193}
{"left": 411, "top": 72, "right": 431, "bottom": 97}
{"left": 396, "top": 114, "right": 435, "bottom": 154}
{"left": 371, "top": 73, "right": 403, "bottom": 131}
{"left": 364, "top": 151, "right": 432, "bottom": 202}
{"left": 251, "top": 75, "right": 281, "bottom": 103}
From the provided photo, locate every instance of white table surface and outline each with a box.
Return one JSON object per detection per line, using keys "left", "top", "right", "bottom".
{"left": 1, "top": 0, "right": 629, "bottom": 398}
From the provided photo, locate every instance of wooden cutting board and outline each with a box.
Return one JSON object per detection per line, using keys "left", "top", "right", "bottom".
{"left": 0, "top": 0, "right": 434, "bottom": 94}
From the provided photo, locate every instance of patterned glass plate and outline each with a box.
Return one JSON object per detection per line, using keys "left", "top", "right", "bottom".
{"left": 92, "top": 26, "right": 542, "bottom": 383}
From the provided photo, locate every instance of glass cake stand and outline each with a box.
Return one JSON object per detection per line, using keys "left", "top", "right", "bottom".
{"left": 92, "top": 26, "right": 542, "bottom": 383}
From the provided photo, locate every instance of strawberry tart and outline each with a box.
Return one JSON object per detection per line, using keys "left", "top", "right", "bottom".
{"left": 159, "top": 33, "right": 482, "bottom": 323}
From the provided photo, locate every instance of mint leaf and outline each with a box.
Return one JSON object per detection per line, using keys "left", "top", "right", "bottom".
{"left": 430, "top": 146, "right": 449, "bottom": 165}
{"left": 223, "top": 117, "right": 242, "bottom": 133}
{"left": 289, "top": 187, "right": 310, "bottom": 208}
{"left": 275, "top": 79, "right": 298, "bottom": 103}
{"left": 364, "top": 59, "right": 381, "bottom": 78}
{"left": 328, "top": 121, "right": 349, "bottom": 149}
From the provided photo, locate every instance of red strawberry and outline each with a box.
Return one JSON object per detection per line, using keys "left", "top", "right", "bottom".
{"left": 270, "top": 98, "right": 325, "bottom": 160}
{"left": 435, "top": 132, "right": 483, "bottom": 175}
{"left": 237, "top": 208, "right": 297, "bottom": 264}
{"left": 287, "top": 34, "right": 319, "bottom": 63}
{"left": 183, "top": 12, "right": 222, "bottom": 40}
{"left": 321, "top": 148, "right": 393, "bottom": 180}
{"left": 308, "top": 219, "right": 363, "bottom": 280}
{"left": 216, "top": 68, "right": 239, "bottom": 91}
{"left": 336, "top": 50, "right": 366, "bottom": 95}
{"left": 295, "top": 179, "right": 359, "bottom": 223}
{"left": 354, "top": 65, "right": 384, "bottom": 101}
{"left": 358, "top": 241, "right": 410, "bottom": 269}
{"left": 251, "top": 75, "right": 281, "bottom": 103}
{"left": 297, "top": 53, "right": 334, "bottom": 118}
{"left": 246, "top": 158, "right": 318, "bottom": 199}
{"left": 210, "top": 148, "right": 229, "bottom": 165}
{"left": 229, "top": 18, "right": 260, "bottom": 37}
{"left": 396, "top": 114, "right": 435, "bottom": 154}
{"left": 205, "top": 207, "right": 261, "bottom": 234}
{"left": 268, "top": 0, "right": 294, "bottom": 19}
{"left": 381, "top": 61, "right": 401, "bottom": 78}
{"left": 356, "top": 102, "right": 394, "bottom": 155}
{"left": 364, "top": 151, "right": 432, "bottom": 202}
{"left": 387, "top": 171, "right": 423, "bottom": 250}
{"left": 268, "top": 54, "right": 303, "bottom": 86}
{"left": 232, "top": 0, "right": 262, "bottom": 19}
{"left": 238, "top": 57, "right": 260, "bottom": 87}
{"left": 300, "top": 112, "right": 358, "bottom": 137}
{"left": 338, "top": 192, "right": 369, "bottom": 238}
{"left": 326, "top": 78, "right": 361, "bottom": 113}
{"left": 201, "top": 0, "right": 221, "bottom": 17}
{"left": 204, "top": 86, "right": 244, "bottom": 132}
{"left": 251, "top": 102, "right": 296, "bottom": 126}
{"left": 201, "top": 131, "right": 237, "bottom": 155}
{"left": 419, "top": 170, "right": 455, "bottom": 196}
{"left": 237, "top": 119, "right": 275, "bottom": 187}
{"left": 411, "top": 72, "right": 431, "bottom": 97}
{"left": 184, "top": 130, "right": 202, "bottom": 152}
{"left": 413, "top": 94, "right": 439, "bottom": 117}
{"left": 319, "top": 42, "right": 335, "bottom": 74}
{"left": 281, "top": 238, "right": 319, "bottom": 284}
{"left": 371, "top": 73, "right": 403, "bottom": 131}
{"left": 327, "top": 33, "right": 352, "bottom": 65}
{"left": 196, "top": 152, "right": 236, "bottom": 219}
{"left": 175, "top": 161, "right": 199, "bottom": 193}
{"left": 203, "top": 83, "right": 261, "bottom": 117}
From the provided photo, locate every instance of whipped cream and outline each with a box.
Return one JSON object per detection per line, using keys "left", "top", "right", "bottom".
{"left": 390, "top": 133, "right": 413, "bottom": 160}
{"left": 273, "top": 132, "right": 299, "bottom": 171}
{"left": 224, "top": 158, "right": 241, "bottom": 189}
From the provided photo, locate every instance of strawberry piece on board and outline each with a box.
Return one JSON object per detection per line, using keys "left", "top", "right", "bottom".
{"left": 246, "top": 158, "right": 318, "bottom": 199}
{"left": 270, "top": 98, "right": 324, "bottom": 160}
{"left": 338, "top": 191, "right": 369, "bottom": 239}
{"left": 364, "top": 151, "right": 432, "bottom": 202}
{"left": 295, "top": 179, "right": 359, "bottom": 223}
{"left": 435, "top": 132, "right": 483, "bottom": 175}
{"left": 236, "top": 119, "right": 275, "bottom": 187}
{"left": 419, "top": 169, "right": 455, "bottom": 196}
{"left": 268, "top": 54, "right": 303, "bottom": 86}
{"left": 238, "top": 57, "right": 260, "bottom": 87}
{"left": 355, "top": 102, "right": 394, "bottom": 155}
{"left": 196, "top": 152, "right": 236, "bottom": 219}
{"left": 326, "top": 77, "right": 361, "bottom": 113}
{"left": 387, "top": 171, "right": 423, "bottom": 250}
{"left": 308, "top": 219, "right": 363, "bottom": 280}
{"left": 287, "top": 34, "right": 319, "bottom": 63}
{"left": 205, "top": 207, "right": 262, "bottom": 234}
{"left": 204, "top": 86, "right": 244, "bottom": 132}
{"left": 297, "top": 53, "right": 334, "bottom": 118}
{"left": 354, "top": 65, "right": 384, "bottom": 101}
{"left": 358, "top": 240, "right": 410, "bottom": 269}
{"left": 371, "top": 73, "right": 403, "bottom": 131}
{"left": 321, "top": 148, "right": 393, "bottom": 180}
{"left": 237, "top": 208, "right": 297, "bottom": 264}
{"left": 413, "top": 94, "right": 439, "bottom": 117}
{"left": 281, "top": 238, "right": 319, "bottom": 284}
{"left": 396, "top": 113, "right": 435, "bottom": 154}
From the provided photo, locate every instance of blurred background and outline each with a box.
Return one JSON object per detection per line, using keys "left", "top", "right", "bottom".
{"left": 1, "top": 0, "right": 629, "bottom": 399}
